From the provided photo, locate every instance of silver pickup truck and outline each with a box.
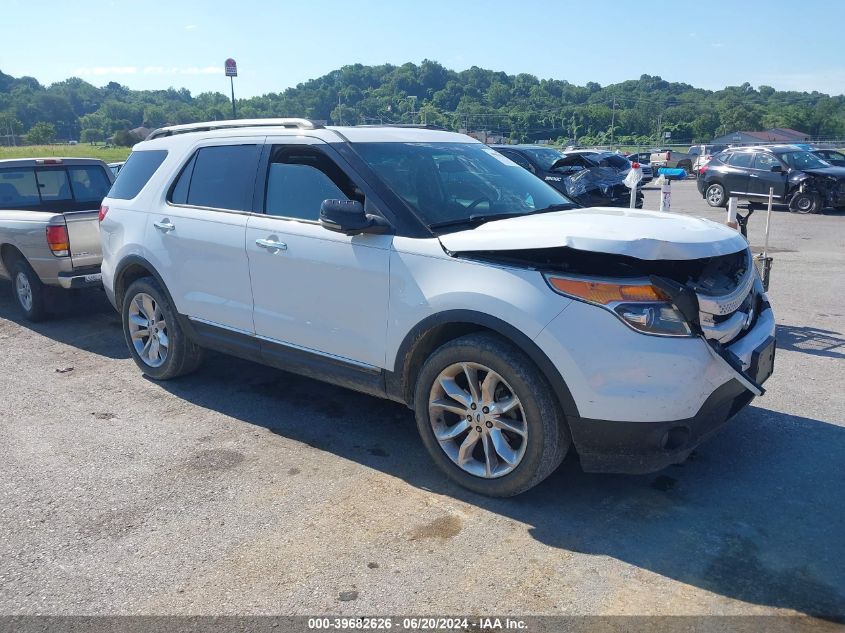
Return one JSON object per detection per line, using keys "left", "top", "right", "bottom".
{"left": 0, "top": 158, "right": 113, "bottom": 320}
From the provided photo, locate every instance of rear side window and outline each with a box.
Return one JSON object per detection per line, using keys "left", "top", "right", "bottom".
{"left": 727, "top": 153, "right": 754, "bottom": 168}
{"left": 109, "top": 150, "right": 168, "bottom": 200}
{"left": 171, "top": 145, "right": 260, "bottom": 211}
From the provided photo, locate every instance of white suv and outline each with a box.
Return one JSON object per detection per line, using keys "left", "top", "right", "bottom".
{"left": 100, "top": 119, "right": 776, "bottom": 496}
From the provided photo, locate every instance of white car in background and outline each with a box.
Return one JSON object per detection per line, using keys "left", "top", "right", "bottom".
{"left": 99, "top": 119, "right": 776, "bottom": 496}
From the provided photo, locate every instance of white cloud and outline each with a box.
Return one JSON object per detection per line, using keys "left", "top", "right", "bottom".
{"left": 72, "top": 66, "right": 137, "bottom": 76}
{"left": 73, "top": 65, "right": 221, "bottom": 77}
{"left": 185, "top": 24, "right": 198, "bottom": 31}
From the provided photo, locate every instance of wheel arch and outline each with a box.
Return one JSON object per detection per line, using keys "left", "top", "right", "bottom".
{"left": 387, "top": 309, "right": 580, "bottom": 419}
{"left": 0, "top": 243, "right": 26, "bottom": 271}
{"left": 113, "top": 255, "right": 177, "bottom": 312}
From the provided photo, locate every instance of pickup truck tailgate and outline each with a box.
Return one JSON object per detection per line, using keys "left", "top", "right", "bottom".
{"left": 63, "top": 210, "right": 102, "bottom": 268}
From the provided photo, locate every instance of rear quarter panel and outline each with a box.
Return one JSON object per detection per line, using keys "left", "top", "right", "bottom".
{"left": 0, "top": 209, "right": 73, "bottom": 284}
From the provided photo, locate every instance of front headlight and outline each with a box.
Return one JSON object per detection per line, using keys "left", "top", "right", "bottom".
{"left": 545, "top": 274, "right": 693, "bottom": 337}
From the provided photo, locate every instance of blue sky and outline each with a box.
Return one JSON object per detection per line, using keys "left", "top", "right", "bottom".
{"left": 3, "top": 0, "right": 845, "bottom": 97}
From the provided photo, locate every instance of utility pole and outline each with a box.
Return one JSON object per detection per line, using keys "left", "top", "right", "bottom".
{"left": 610, "top": 96, "right": 616, "bottom": 149}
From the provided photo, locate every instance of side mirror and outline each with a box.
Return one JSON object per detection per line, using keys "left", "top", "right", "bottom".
{"left": 771, "top": 165, "right": 783, "bottom": 173}
{"left": 319, "top": 199, "right": 390, "bottom": 236}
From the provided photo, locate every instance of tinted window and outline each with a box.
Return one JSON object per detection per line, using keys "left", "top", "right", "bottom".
{"left": 0, "top": 169, "right": 39, "bottom": 208}
{"left": 265, "top": 145, "right": 361, "bottom": 221}
{"left": 186, "top": 145, "right": 260, "bottom": 211}
{"left": 727, "top": 153, "right": 754, "bottom": 168}
{"left": 753, "top": 153, "right": 780, "bottom": 171}
{"left": 109, "top": 150, "right": 168, "bottom": 200}
{"left": 68, "top": 166, "right": 111, "bottom": 202}
{"left": 593, "top": 153, "right": 630, "bottom": 170}
{"left": 35, "top": 169, "right": 72, "bottom": 202}
{"left": 498, "top": 150, "right": 532, "bottom": 171}
{"left": 169, "top": 153, "right": 197, "bottom": 205}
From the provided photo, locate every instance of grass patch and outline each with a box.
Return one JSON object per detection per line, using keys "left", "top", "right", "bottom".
{"left": 0, "top": 144, "right": 131, "bottom": 162}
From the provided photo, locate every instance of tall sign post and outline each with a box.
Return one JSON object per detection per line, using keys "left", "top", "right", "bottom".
{"left": 224, "top": 58, "right": 238, "bottom": 119}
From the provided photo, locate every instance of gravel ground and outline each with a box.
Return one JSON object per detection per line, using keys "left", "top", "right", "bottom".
{"left": 0, "top": 180, "right": 843, "bottom": 619}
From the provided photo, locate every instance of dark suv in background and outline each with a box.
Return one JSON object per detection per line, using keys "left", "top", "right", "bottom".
{"left": 697, "top": 145, "right": 845, "bottom": 214}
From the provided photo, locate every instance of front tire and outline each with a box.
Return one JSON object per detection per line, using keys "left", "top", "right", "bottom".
{"left": 121, "top": 276, "right": 203, "bottom": 379}
{"left": 413, "top": 332, "right": 569, "bottom": 497}
{"left": 10, "top": 257, "right": 47, "bottom": 322}
{"left": 705, "top": 183, "right": 727, "bottom": 207}
{"left": 790, "top": 192, "right": 821, "bottom": 214}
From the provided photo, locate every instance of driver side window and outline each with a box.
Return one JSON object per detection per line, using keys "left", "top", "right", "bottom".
{"left": 264, "top": 145, "right": 363, "bottom": 221}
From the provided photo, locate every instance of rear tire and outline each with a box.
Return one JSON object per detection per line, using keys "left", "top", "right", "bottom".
{"left": 121, "top": 276, "right": 203, "bottom": 380}
{"left": 790, "top": 192, "right": 821, "bottom": 214}
{"left": 678, "top": 161, "right": 692, "bottom": 178}
{"left": 413, "top": 332, "right": 570, "bottom": 497}
{"left": 10, "top": 257, "right": 48, "bottom": 322}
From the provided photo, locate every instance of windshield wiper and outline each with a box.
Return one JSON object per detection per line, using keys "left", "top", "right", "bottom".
{"left": 428, "top": 204, "right": 576, "bottom": 231}
{"left": 531, "top": 203, "right": 577, "bottom": 213}
{"left": 428, "top": 212, "right": 528, "bottom": 230}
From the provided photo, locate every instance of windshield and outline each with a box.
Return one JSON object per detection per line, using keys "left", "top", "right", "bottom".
{"left": 517, "top": 147, "right": 566, "bottom": 170}
{"left": 591, "top": 153, "right": 631, "bottom": 170}
{"left": 353, "top": 142, "right": 575, "bottom": 230}
{"left": 779, "top": 151, "right": 831, "bottom": 170}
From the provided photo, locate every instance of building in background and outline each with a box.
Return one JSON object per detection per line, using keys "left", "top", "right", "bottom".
{"left": 711, "top": 127, "right": 809, "bottom": 146}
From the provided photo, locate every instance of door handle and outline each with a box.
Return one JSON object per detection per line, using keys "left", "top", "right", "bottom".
{"left": 749, "top": 173, "right": 760, "bottom": 178}
{"left": 255, "top": 238, "right": 287, "bottom": 252}
{"left": 153, "top": 220, "right": 175, "bottom": 232}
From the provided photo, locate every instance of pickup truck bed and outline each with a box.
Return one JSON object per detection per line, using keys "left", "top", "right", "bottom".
{"left": 0, "top": 158, "right": 113, "bottom": 320}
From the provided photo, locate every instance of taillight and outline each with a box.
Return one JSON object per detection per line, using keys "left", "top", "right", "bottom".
{"left": 667, "top": 150, "right": 672, "bottom": 160}
{"left": 631, "top": 162, "right": 640, "bottom": 169}
{"left": 99, "top": 205, "right": 109, "bottom": 222}
{"left": 698, "top": 165, "right": 709, "bottom": 175}
{"left": 46, "top": 226, "right": 70, "bottom": 257}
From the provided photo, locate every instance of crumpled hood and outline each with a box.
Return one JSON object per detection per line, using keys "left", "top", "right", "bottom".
{"left": 437, "top": 207, "right": 749, "bottom": 261}
{"left": 800, "top": 166, "right": 845, "bottom": 179}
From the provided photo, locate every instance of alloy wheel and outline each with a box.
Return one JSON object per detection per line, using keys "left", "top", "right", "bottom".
{"left": 707, "top": 185, "right": 724, "bottom": 206}
{"left": 127, "top": 292, "right": 169, "bottom": 367}
{"left": 15, "top": 272, "right": 33, "bottom": 312}
{"left": 428, "top": 362, "right": 528, "bottom": 479}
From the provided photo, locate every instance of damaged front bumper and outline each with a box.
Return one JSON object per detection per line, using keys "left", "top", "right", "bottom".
{"left": 534, "top": 289, "right": 775, "bottom": 475}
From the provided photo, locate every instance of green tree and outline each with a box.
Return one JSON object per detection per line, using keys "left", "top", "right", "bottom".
{"left": 26, "top": 121, "right": 56, "bottom": 144}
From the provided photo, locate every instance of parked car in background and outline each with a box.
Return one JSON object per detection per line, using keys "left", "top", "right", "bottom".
{"left": 108, "top": 161, "right": 125, "bottom": 177}
{"left": 697, "top": 145, "right": 845, "bottom": 213}
{"left": 100, "top": 119, "right": 774, "bottom": 496}
{"left": 0, "top": 158, "right": 114, "bottom": 319}
{"left": 811, "top": 149, "right": 845, "bottom": 167}
{"left": 626, "top": 151, "right": 651, "bottom": 164}
{"left": 490, "top": 145, "right": 645, "bottom": 207}
{"left": 650, "top": 147, "right": 695, "bottom": 175}
{"left": 689, "top": 144, "right": 728, "bottom": 172}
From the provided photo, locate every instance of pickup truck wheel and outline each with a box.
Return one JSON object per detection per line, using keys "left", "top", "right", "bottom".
{"left": 10, "top": 258, "right": 47, "bottom": 322}
{"left": 705, "top": 183, "right": 727, "bottom": 207}
{"left": 414, "top": 332, "right": 569, "bottom": 497}
{"left": 122, "top": 277, "right": 203, "bottom": 380}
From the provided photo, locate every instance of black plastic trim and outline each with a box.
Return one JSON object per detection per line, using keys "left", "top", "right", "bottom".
{"left": 183, "top": 319, "right": 387, "bottom": 398}
{"left": 569, "top": 379, "right": 753, "bottom": 474}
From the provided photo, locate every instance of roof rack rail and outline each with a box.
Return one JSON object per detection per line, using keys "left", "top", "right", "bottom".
{"left": 353, "top": 123, "right": 448, "bottom": 131}
{"left": 146, "top": 118, "right": 323, "bottom": 140}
